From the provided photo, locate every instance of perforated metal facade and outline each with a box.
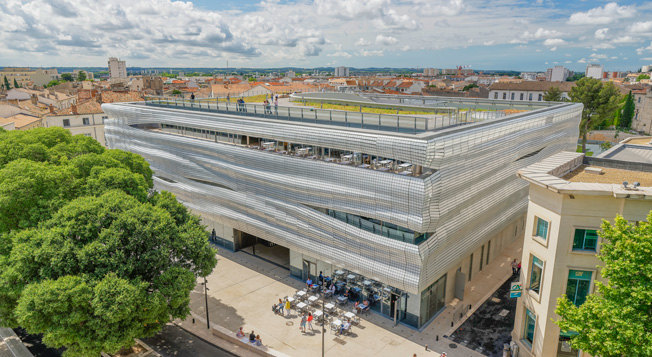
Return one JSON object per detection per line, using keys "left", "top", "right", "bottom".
{"left": 103, "top": 102, "right": 582, "bottom": 298}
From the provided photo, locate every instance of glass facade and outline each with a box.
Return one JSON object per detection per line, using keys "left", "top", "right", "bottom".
{"left": 327, "top": 209, "right": 431, "bottom": 244}
{"left": 524, "top": 308, "right": 536, "bottom": 345}
{"left": 572, "top": 229, "right": 598, "bottom": 251}
{"left": 566, "top": 270, "right": 592, "bottom": 306}
{"left": 420, "top": 274, "right": 446, "bottom": 325}
{"left": 535, "top": 217, "right": 549, "bottom": 240}
{"left": 529, "top": 256, "right": 543, "bottom": 294}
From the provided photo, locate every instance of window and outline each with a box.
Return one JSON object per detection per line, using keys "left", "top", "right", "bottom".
{"left": 479, "top": 245, "right": 484, "bottom": 271}
{"left": 538, "top": 94, "right": 543, "bottom": 101}
{"left": 529, "top": 93, "right": 533, "bottom": 101}
{"left": 63, "top": 119, "right": 70, "bottom": 127}
{"left": 529, "top": 256, "right": 543, "bottom": 294}
{"left": 566, "top": 270, "right": 592, "bottom": 307}
{"left": 520, "top": 93, "right": 524, "bottom": 100}
{"left": 494, "top": 92, "right": 498, "bottom": 99}
{"left": 503, "top": 93, "right": 507, "bottom": 99}
{"left": 638, "top": 97, "right": 641, "bottom": 103}
{"left": 524, "top": 308, "right": 536, "bottom": 346}
{"left": 102, "top": 116, "right": 108, "bottom": 120}
{"left": 511, "top": 93, "right": 515, "bottom": 100}
{"left": 486, "top": 240, "right": 491, "bottom": 265}
{"left": 534, "top": 217, "right": 549, "bottom": 240}
{"left": 468, "top": 253, "right": 473, "bottom": 281}
{"left": 84, "top": 133, "right": 92, "bottom": 137}
{"left": 82, "top": 117, "right": 90, "bottom": 125}
{"left": 573, "top": 229, "right": 598, "bottom": 251}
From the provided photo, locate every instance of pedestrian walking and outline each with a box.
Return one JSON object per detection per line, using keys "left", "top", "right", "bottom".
{"left": 300, "top": 313, "right": 307, "bottom": 332}
{"left": 517, "top": 261, "right": 521, "bottom": 276}
{"left": 278, "top": 298, "right": 284, "bottom": 315}
{"left": 511, "top": 259, "right": 518, "bottom": 275}
{"left": 190, "top": 93, "right": 195, "bottom": 100}
{"left": 285, "top": 298, "right": 291, "bottom": 316}
{"left": 274, "top": 98, "right": 278, "bottom": 115}
{"left": 307, "top": 312, "right": 313, "bottom": 330}
{"left": 227, "top": 94, "right": 230, "bottom": 103}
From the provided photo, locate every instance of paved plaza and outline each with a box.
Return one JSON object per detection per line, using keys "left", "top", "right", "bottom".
{"left": 178, "top": 236, "right": 523, "bottom": 357}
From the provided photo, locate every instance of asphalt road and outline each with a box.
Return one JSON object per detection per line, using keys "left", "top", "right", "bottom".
{"left": 142, "top": 324, "right": 237, "bottom": 357}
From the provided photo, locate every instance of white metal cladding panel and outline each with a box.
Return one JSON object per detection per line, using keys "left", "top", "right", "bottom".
{"left": 104, "top": 102, "right": 582, "bottom": 294}
{"left": 151, "top": 176, "right": 421, "bottom": 292}
{"left": 103, "top": 104, "right": 430, "bottom": 167}
{"left": 105, "top": 124, "right": 428, "bottom": 232}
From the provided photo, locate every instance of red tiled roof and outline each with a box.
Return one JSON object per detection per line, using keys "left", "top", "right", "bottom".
{"left": 51, "top": 99, "right": 103, "bottom": 116}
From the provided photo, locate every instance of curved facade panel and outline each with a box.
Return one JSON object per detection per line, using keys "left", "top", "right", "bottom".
{"left": 104, "top": 101, "right": 581, "bottom": 326}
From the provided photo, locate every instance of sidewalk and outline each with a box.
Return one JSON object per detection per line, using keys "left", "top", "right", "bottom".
{"left": 179, "top": 236, "right": 523, "bottom": 357}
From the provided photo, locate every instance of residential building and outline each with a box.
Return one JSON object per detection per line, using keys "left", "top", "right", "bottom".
{"left": 423, "top": 68, "right": 439, "bottom": 77}
{"left": 520, "top": 72, "right": 540, "bottom": 81}
{"left": 546, "top": 66, "right": 572, "bottom": 82}
{"left": 103, "top": 93, "right": 582, "bottom": 329}
{"left": 0, "top": 113, "right": 42, "bottom": 130}
{"left": 488, "top": 81, "right": 575, "bottom": 102}
{"left": 512, "top": 147, "right": 652, "bottom": 357}
{"left": 73, "top": 69, "right": 94, "bottom": 81}
{"left": 632, "top": 88, "right": 652, "bottom": 134}
{"left": 108, "top": 57, "right": 127, "bottom": 79}
{"left": 285, "top": 70, "right": 296, "bottom": 78}
{"left": 334, "top": 66, "right": 349, "bottom": 77}
{"left": 30, "top": 69, "right": 59, "bottom": 87}
{"left": 585, "top": 64, "right": 603, "bottom": 80}
{"left": 0, "top": 67, "right": 33, "bottom": 88}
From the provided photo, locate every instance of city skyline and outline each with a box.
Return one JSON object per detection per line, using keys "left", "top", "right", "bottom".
{"left": 0, "top": 0, "right": 651, "bottom": 71}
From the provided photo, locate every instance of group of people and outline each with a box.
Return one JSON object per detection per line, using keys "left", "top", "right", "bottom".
{"left": 262, "top": 98, "right": 278, "bottom": 115}
{"left": 236, "top": 327, "right": 263, "bottom": 346}
{"left": 273, "top": 298, "right": 291, "bottom": 316}
{"left": 511, "top": 259, "right": 521, "bottom": 275}
{"left": 236, "top": 98, "right": 246, "bottom": 112}
{"left": 299, "top": 312, "right": 314, "bottom": 332}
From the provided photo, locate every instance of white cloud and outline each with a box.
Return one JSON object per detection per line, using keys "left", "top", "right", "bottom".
{"left": 315, "top": 0, "right": 420, "bottom": 30}
{"left": 543, "top": 38, "right": 566, "bottom": 46}
{"left": 355, "top": 38, "right": 371, "bottom": 46}
{"left": 641, "top": 57, "right": 652, "bottom": 61}
{"left": 628, "top": 21, "right": 652, "bottom": 33}
{"left": 402, "top": 45, "right": 410, "bottom": 51}
{"left": 327, "top": 51, "right": 352, "bottom": 58}
{"left": 568, "top": 2, "right": 636, "bottom": 25}
{"left": 415, "top": 0, "right": 466, "bottom": 16}
{"left": 590, "top": 53, "right": 608, "bottom": 59}
{"left": 359, "top": 49, "right": 384, "bottom": 56}
{"left": 375, "top": 34, "right": 398, "bottom": 45}
{"left": 636, "top": 42, "right": 652, "bottom": 54}
{"left": 510, "top": 39, "right": 527, "bottom": 44}
{"left": 577, "top": 58, "right": 587, "bottom": 63}
{"left": 521, "top": 27, "right": 564, "bottom": 40}
{"left": 483, "top": 40, "right": 495, "bottom": 46}
{"left": 593, "top": 43, "right": 615, "bottom": 50}
{"left": 550, "top": 47, "right": 557, "bottom": 51}
{"left": 612, "top": 36, "right": 637, "bottom": 44}
{"left": 594, "top": 28, "right": 609, "bottom": 40}
{"left": 564, "top": 60, "right": 572, "bottom": 63}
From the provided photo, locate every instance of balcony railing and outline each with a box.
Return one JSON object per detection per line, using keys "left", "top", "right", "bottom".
{"left": 143, "top": 96, "right": 472, "bottom": 134}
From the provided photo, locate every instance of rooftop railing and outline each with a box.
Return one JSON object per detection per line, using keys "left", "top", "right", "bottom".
{"left": 143, "top": 96, "right": 478, "bottom": 134}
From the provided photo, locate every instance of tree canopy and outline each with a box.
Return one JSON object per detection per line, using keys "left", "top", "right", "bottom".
{"left": 620, "top": 91, "right": 635, "bottom": 129}
{"left": 0, "top": 127, "right": 216, "bottom": 356}
{"left": 60, "top": 73, "right": 73, "bottom": 82}
{"left": 569, "top": 77, "right": 622, "bottom": 153}
{"left": 543, "top": 86, "right": 563, "bottom": 101}
{"left": 462, "top": 83, "right": 479, "bottom": 92}
{"left": 77, "top": 71, "right": 87, "bottom": 82}
{"left": 3, "top": 76, "right": 11, "bottom": 90}
{"left": 555, "top": 213, "right": 652, "bottom": 356}
{"left": 636, "top": 74, "right": 650, "bottom": 81}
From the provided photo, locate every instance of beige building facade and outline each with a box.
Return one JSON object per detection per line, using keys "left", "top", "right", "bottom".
{"left": 44, "top": 101, "right": 107, "bottom": 146}
{"left": 632, "top": 89, "right": 652, "bottom": 135}
{"left": 511, "top": 150, "right": 652, "bottom": 357}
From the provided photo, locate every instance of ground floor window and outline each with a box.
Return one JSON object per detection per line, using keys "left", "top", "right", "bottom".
{"left": 558, "top": 332, "right": 580, "bottom": 356}
{"left": 566, "top": 270, "right": 592, "bottom": 306}
{"left": 524, "top": 308, "right": 536, "bottom": 346}
{"left": 420, "top": 274, "right": 446, "bottom": 325}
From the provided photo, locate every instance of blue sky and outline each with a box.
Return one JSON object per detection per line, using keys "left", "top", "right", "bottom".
{"left": 1, "top": 0, "right": 651, "bottom": 72}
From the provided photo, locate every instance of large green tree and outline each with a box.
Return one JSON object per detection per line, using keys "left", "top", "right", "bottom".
{"left": 620, "top": 91, "right": 635, "bottom": 129}
{"left": 543, "top": 86, "right": 563, "bottom": 101}
{"left": 0, "top": 127, "right": 216, "bottom": 356}
{"left": 13, "top": 79, "right": 20, "bottom": 88}
{"left": 569, "top": 77, "right": 622, "bottom": 153}
{"left": 3, "top": 76, "right": 11, "bottom": 89}
{"left": 77, "top": 71, "right": 87, "bottom": 82}
{"left": 555, "top": 214, "right": 652, "bottom": 356}
{"left": 60, "top": 73, "right": 73, "bottom": 82}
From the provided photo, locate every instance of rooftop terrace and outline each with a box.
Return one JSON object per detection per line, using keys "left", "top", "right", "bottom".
{"left": 564, "top": 164, "right": 652, "bottom": 186}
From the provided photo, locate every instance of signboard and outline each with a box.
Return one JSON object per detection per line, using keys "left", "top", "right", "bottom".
{"left": 510, "top": 281, "right": 523, "bottom": 298}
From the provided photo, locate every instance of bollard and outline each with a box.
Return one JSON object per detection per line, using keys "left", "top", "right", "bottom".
{"left": 451, "top": 321, "right": 454, "bottom": 327}
{"left": 192, "top": 318, "right": 195, "bottom": 324}
{"left": 425, "top": 344, "right": 428, "bottom": 351}
{"left": 436, "top": 335, "right": 439, "bottom": 341}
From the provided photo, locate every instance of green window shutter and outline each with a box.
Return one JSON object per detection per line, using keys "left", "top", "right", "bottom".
{"left": 584, "top": 230, "right": 598, "bottom": 250}
{"left": 573, "top": 229, "right": 584, "bottom": 249}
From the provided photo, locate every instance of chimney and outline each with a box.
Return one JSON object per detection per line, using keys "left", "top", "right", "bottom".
{"left": 49, "top": 104, "right": 55, "bottom": 114}
{"left": 31, "top": 94, "right": 38, "bottom": 105}
{"left": 71, "top": 104, "right": 78, "bottom": 115}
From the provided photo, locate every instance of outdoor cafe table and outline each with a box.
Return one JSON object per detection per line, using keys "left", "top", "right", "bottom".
{"left": 287, "top": 297, "right": 295, "bottom": 303}
{"left": 378, "top": 159, "right": 393, "bottom": 166}
{"left": 344, "top": 312, "right": 356, "bottom": 320}
{"left": 308, "top": 296, "right": 319, "bottom": 304}
{"left": 334, "top": 270, "right": 345, "bottom": 275}
{"left": 347, "top": 274, "right": 357, "bottom": 280}
{"left": 332, "top": 319, "right": 342, "bottom": 328}
{"left": 337, "top": 296, "right": 348, "bottom": 304}
{"left": 324, "top": 303, "right": 335, "bottom": 312}
{"left": 296, "top": 302, "right": 307, "bottom": 311}
{"left": 296, "top": 291, "right": 307, "bottom": 298}
{"left": 357, "top": 164, "right": 370, "bottom": 168}
{"left": 363, "top": 280, "right": 372, "bottom": 286}
{"left": 313, "top": 310, "right": 324, "bottom": 318}
{"left": 399, "top": 163, "right": 413, "bottom": 168}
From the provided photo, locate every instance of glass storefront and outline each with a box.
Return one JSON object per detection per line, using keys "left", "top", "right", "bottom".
{"left": 420, "top": 274, "right": 447, "bottom": 325}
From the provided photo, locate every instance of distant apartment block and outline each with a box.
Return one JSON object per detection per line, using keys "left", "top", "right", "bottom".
{"left": 108, "top": 57, "right": 127, "bottom": 79}
{"left": 488, "top": 81, "right": 574, "bottom": 101}
{"left": 0, "top": 67, "right": 33, "bottom": 87}
{"left": 512, "top": 148, "right": 652, "bottom": 357}
{"left": 546, "top": 66, "right": 572, "bottom": 82}
{"left": 285, "top": 70, "right": 296, "bottom": 78}
{"left": 423, "top": 68, "right": 439, "bottom": 77}
{"left": 585, "top": 64, "right": 603, "bottom": 80}
{"left": 334, "top": 66, "right": 349, "bottom": 77}
{"left": 72, "top": 69, "right": 94, "bottom": 81}
{"left": 520, "top": 72, "right": 540, "bottom": 81}
{"left": 633, "top": 88, "right": 652, "bottom": 134}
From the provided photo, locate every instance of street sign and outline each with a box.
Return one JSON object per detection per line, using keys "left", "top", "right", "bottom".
{"left": 510, "top": 281, "right": 523, "bottom": 298}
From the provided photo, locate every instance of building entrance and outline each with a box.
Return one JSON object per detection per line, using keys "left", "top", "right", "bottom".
{"left": 234, "top": 229, "right": 289, "bottom": 269}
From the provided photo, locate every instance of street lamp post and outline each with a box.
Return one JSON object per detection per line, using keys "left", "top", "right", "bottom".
{"left": 322, "top": 295, "right": 325, "bottom": 357}
{"left": 203, "top": 277, "right": 210, "bottom": 329}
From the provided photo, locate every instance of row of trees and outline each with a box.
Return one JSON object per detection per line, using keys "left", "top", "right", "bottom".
{"left": 0, "top": 128, "right": 217, "bottom": 356}
{"left": 1, "top": 76, "right": 22, "bottom": 90}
